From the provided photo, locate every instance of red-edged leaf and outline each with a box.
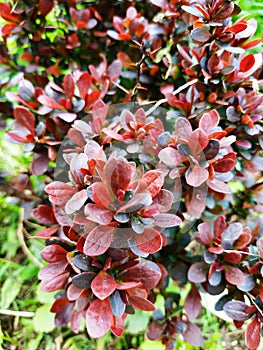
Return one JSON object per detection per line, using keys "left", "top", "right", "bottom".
{"left": 246, "top": 318, "right": 261, "bottom": 350}
{"left": 14, "top": 107, "right": 35, "bottom": 134}
{"left": 153, "top": 213, "right": 182, "bottom": 227}
{"left": 185, "top": 284, "right": 201, "bottom": 320}
{"left": 128, "top": 295, "right": 155, "bottom": 311}
{"left": 84, "top": 203, "right": 113, "bottom": 224}
{"left": 234, "top": 229, "right": 251, "bottom": 250}
{"left": 91, "top": 271, "right": 117, "bottom": 300}
{"left": 50, "top": 297, "right": 68, "bottom": 313}
{"left": 222, "top": 222, "right": 243, "bottom": 243}
{"left": 45, "top": 181, "right": 77, "bottom": 198}
{"left": 65, "top": 189, "right": 88, "bottom": 214}
{"left": 212, "top": 153, "right": 236, "bottom": 173}
{"left": 223, "top": 301, "right": 252, "bottom": 321}
{"left": 120, "top": 259, "right": 161, "bottom": 289}
{"left": 181, "top": 5, "right": 205, "bottom": 17}
{"left": 86, "top": 299, "right": 112, "bottom": 338}
{"left": 92, "top": 99, "right": 108, "bottom": 133}
{"left": 207, "top": 179, "right": 232, "bottom": 194}
{"left": 63, "top": 74, "right": 75, "bottom": 100}
{"left": 38, "top": 95, "right": 64, "bottom": 110}
{"left": 188, "top": 128, "right": 209, "bottom": 155}
{"left": 40, "top": 244, "right": 67, "bottom": 263}
{"left": 39, "top": 0, "right": 54, "bottom": 16}
{"left": 84, "top": 225, "right": 116, "bottom": 256}
{"left": 208, "top": 247, "right": 224, "bottom": 254}
{"left": 186, "top": 164, "right": 208, "bottom": 187}
{"left": 135, "top": 228, "right": 162, "bottom": 254}
{"left": 34, "top": 226, "right": 59, "bottom": 238}
{"left": 40, "top": 272, "right": 69, "bottom": 292}
{"left": 214, "top": 215, "right": 227, "bottom": 237}
{"left": 191, "top": 27, "right": 211, "bottom": 42}
{"left": 188, "top": 262, "right": 208, "bottom": 283}
{"left": 214, "top": 2, "right": 234, "bottom": 20}
{"left": 137, "top": 170, "right": 164, "bottom": 198}
{"left": 183, "top": 322, "right": 203, "bottom": 347}
{"left": 199, "top": 110, "right": 219, "bottom": 133}
{"left": 158, "top": 147, "right": 186, "bottom": 166}
{"left": 32, "top": 205, "right": 57, "bottom": 225}
{"left": 111, "top": 316, "right": 124, "bottom": 337}
{"left": 116, "top": 281, "right": 142, "bottom": 290}
{"left": 196, "top": 222, "right": 213, "bottom": 246}
{"left": 225, "top": 266, "right": 244, "bottom": 285}
{"left": 92, "top": 182, "right": 112, "bottom": 208}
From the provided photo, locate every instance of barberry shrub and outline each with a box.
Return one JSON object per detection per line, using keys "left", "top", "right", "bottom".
{"left": 1, "top": 0, "right": 263, "bottom": 348}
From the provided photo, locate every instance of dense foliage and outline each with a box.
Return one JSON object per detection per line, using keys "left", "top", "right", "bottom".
{"left": 0, "top": 0, "right": 263, "bottom": 349}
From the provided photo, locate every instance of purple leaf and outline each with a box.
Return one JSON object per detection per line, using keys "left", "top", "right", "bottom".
{"left": 185, "top": 284, "right": 201, "bottom": 319}
{"left": 153, "top": 213, "right": 182, "bottom": 227}
{"left": 183, "top": 322, "right": 204, "bottom": 347}
{"left": 188, "top": 262, "right": 208, "bottom": 283}
{"left": 223, "top": 301, "right": 252, "bottom": 321}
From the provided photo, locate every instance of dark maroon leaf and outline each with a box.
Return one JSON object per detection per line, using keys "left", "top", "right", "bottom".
{"left": 213, "top": 2, "right": 234, "bottom": 20}
{"left": 63, "top": 74, "right": 75, "bottom": 100}
{"left": 203, "top": 139, "right": 220, "bottom": 160}
{"left": 120, "top": 259, "right": 161, "bottom": 289}
{"left": 128, "top": 295, "right": 155, "bottom": 311}
{"left": 188, "top": 262, "right": 208, "bottom": 283}
{"left": 185, "top": 284, "right": 201, "bottom": 319}
{"left": 38, "top": 261, "right": 68, "bottom": 279}
{"left": 147, "top": 321, "right": 166, "bottom": 340}
{"left": 40, "top": 245, "right": 67, "bottom": 263}
{"left": 72, "top": 272, "right": 96, "bottom": 289}
{"left": 223, "top": 301, "right": 252, "bottom": 321}
{"left": 14, "top": 107, "right": 35, "bottom": 134}
{"left": 39, "top": 0, "right": 54, "bottom": 16}
{"left": 40, "top": 272, "right": 69, "bottom": 292}
{"left": 86, "top": 299, "right": 113, "bottom": 338}
{"left": 32, "top": 205, "right": 57, "bottom": 225}
{"left": 245, "top": 317, "right": 261, "bottom": 350}
{"left": 183, "top": 322, "right": 203, "bottom": 347}
{"left": 55, "top": 302, "right": 74, "bottom": 327}
{"left": 91, "top": 271, "right": 117, "bottom": 300}
{"left": 31, "top": 154, "right": 50, "bottom": 175}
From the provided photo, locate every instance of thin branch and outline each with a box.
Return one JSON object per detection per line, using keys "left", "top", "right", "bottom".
{"left": 16, "top": 208, "right": 44, "bottom": 268}
{"left": 0, "top": 309, "right": 34, "bottom": 318}
{"left": 145, "top": 78, "right": 198, "bottom": 116}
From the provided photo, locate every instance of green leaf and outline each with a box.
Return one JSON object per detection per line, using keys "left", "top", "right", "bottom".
{"left": 25, "top": 333, "right": 43, "bottom": 350}
{"left": 33, "top": 304, "right": 55, "bottom": 333}
{"left": 125, "top": 309, "right": 150, "bottom": 334}
{"left": 139, "top": 339, "right": 166, "bottom": 350}
{"left": 36, "top": 285, "right": 56, "bottom": 304}
{"left": 0, "top": 277, "right": 23, "bottom": 308}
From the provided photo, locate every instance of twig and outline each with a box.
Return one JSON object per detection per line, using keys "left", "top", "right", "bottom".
{"left": 145, "top": 78, "right": 198, "bottom": 116}
{"left": 0, "top": 309, "right": 34, "bottom": 318}
{"left": 16, "top": 208, "right": 44, "bottom": 268}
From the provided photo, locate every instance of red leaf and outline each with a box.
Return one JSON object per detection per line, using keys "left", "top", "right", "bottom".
{"left": 78, "top": 72, "right": 92, "bottom": 99}
{"left": 186, "top": 164, "right": 208, "bottom": 187}
{"left": 34, "top": 226, "right": 59, "bottom": 238}
{"left": 40, "top": 244, "right": 67, "bottom": 263}
{"left": 183, "top": 322, "right": 203, "bottom": 347}
{"left": 38, "top": 261, "right": 68, "bottom": 280}
{"left": 111, "top": 316, "right": 124, "bottom": 337}
{"left": 188, "top": 129, "right": 209, "bottom": 155}
{"left": 185, "top": 284, "right": 201, "bottom": 319}
{"left": 128, "top": 295, "right": 155, "bottom": 311}
{"left": 86, "top": 299, "right": 112, "bottom": 338}
{"left": 39, "top": 0, "right": 54, "bottom": 16}
{"left": 225, "top": 266, "right": 244, "bottom": 285}
{"left": 120, "top": 259, "right": 161, "bottom": 289}
{"left": 92, "top": 99, "right": 108, "bottom": 133}
{"left": 158, "top": 147, "right": 186, "bottom": 166}
{"left": 153, "top": 213, "right": 182, "bottom": 227}
{"left": 246, "top": 318, "right": 261, "bottom": 350}
{"left": 91, "top": 271, "right": 117, "bottom": 300}
{"left": 31, "top": 154, "right": 50, "bottom": 175}
{"left": 40, "top": 272, "right": 69, "bottom": 292}
{"left": 84, "top": 203, "right": 113, "bottom": 224}
{"left": 116, "top": 281, "right": 142, "bottom": 290}
{"left": 224, "top": 252, "right": 242, "bottom": 264}
{"left": 135, "top": 228, "right": 162, "bottom": 254}
{"left": 14, "top": 107, "right": 35, "bottom": 134}
{"left": 240, "top": 54, "right": 255, "bottom": 73}
{"left": 188, "top": 262, "right": 208, "bottom": 283}
{"left": 50, "top": 297, "right": 68, "bottom": 313}
{"left": 38, "top": 95, "right": 64, "bottom": 110}
{"left": 196, "top": 222, "right": 213, "bottom": 246}
{"left": 212, "top": 154, "right": 236, "bottom": 173}
{"left": 199, "top": 110, "right": 219, "bottom": 133}
{"left": 92, "top": 182, "right": 112, "bottom": 208}
{"left": 117, "top": 193, "right": 152, "bottom": 214}
{"left": 32, "top": 205, "right": 57, "bottom": 225}
{"left": 153, "top": 189, "right": 174, "bottom": 213}
{"left": 214, "top": 2, "right": 234, "bottom": 20}
{"left": 137, "top": 170, "right": 164, "bottom": 198}
{"left": 214, "top": 215, "right": 227, "bottom": 237}
{"left": 63, "top": 74, "right": 75, "bottom": 101}
{"left": 84, "top": 225, "right": 116, "bottom": 256}
{"left": 45, "top": 181, "right": 77, "bottom": 200}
